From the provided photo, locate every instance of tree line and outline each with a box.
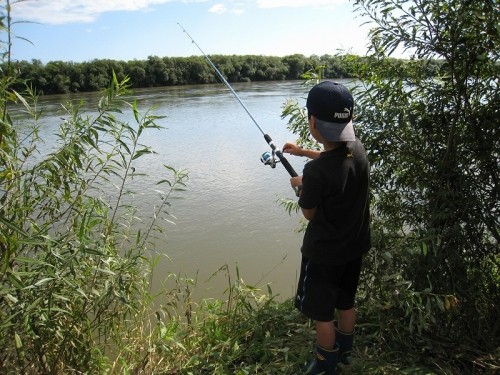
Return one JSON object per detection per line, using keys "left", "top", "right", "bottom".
{"left": 5, "top": 54, "right": 442, "bottom": 95}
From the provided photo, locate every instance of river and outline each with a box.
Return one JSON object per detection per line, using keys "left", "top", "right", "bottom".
{"left": 12, "top": 79, "right": 354, "bottom": 301}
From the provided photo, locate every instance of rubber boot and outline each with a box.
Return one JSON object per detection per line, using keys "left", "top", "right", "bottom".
{"left": 304, "top": 344, "right": 339, "bottom": 375}
{"left": 334, "top": 321, "right": 354, "bottom": 366}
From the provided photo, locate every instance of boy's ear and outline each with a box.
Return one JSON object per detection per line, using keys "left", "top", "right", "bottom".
{"left": 309, "top": 115, "right": 317, "bottom": 129}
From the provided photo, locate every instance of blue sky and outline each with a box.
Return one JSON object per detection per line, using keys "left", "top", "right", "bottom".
{"left": 8, "top": 0, "right": 372, "bottom": 63}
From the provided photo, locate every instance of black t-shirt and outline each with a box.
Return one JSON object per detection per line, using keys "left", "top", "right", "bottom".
{"left": 298, "top": 139, "right": 371, "bottom": 265}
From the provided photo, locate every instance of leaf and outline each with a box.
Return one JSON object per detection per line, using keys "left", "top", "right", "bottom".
{"left": 26, "top": 297, "right": 43, "bottom": 312}
{"left": 136, "top": 229, "right": 141, "bottom": 245}
{"left": 8, "top": 273, "right": 25, "bottom": 289}
{"left": 53, "top": 294, "right": 71, "bottom": 302}
{"left": 34, "top": 278, "right": 54, "bottom": 286}
{"left": 15, "top": 257, "right": 51, "bottom": 267}
{"left": 0, "top": 216, "right": 31, "bottom": 238}
{"left": 15, "top": 333, "right": 23, "bottom": 349}
{"left": 117, "top": 139, "right": 131, "bottom": 154}
{"left": 5, "top": 294, "right": 19, "bottom": 304}
{"left": 435, "top": 296, "right": 445, "bottom": 312}
{"left": 82, "top": 247, "right": 105, "bottom": 256}
{"left": 96, "top": 268, "right": 116, "bottom": 276}
{"left": 421, "top": 242, "right": 428, "bottom": 256}
{"left": 49, "top": 307, "right": 70, "bottom": 314}
{"left": 381, "top": 251, "right": 393, "bottom": 261}
{"left": 132, "top": 148, "right": 153, "bottom": 160}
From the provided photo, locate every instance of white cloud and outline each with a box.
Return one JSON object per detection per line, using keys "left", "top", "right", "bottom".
{"left": 256, "top": 0, "right": 347, "bottom": 8}
{"left": 9, "top": 0, "right": 345, "bottom": 25}
{"left": 209, "top": 3, "right": 227, "bottom": 14}
{"left": 10, "top": 0, "right": 180, "bottom": 25}
{"left": 209, "top": 1, "right": 245, "bottom": 15}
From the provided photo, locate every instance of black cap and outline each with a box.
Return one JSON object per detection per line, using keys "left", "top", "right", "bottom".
{"left": 306, "top": 81, "right": 355, "bottom": 142}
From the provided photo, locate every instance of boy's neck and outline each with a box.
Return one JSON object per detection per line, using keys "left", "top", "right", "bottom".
{"left": 323, "top": 141, "right": 345, "bottom": 152}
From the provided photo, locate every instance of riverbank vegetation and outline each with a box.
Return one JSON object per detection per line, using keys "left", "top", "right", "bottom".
{"left": 1, "top": 0, "right": 499, "bottom": 374}
{"left": 4, "top": 53, "right": 442, "bottom": 96}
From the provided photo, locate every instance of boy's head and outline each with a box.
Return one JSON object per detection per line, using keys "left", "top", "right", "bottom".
{"left": 306, "top": 81, "right": 355, "bottom": 142}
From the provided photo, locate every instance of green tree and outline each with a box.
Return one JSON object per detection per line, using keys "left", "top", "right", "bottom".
{"left": 162, "top": 56, "right": 178, "bottom": 85}
{"left": 125, "top": 59, "right": 147, "bottom": 87}
{"left": 281, "top": 0, "right": 499, "bottom": 372}
{"left": 240, "top": 56, "right": 259, "bottom": 82}
{"left": 65, "top": 60, "right": 84, "bottom": 92}
{"left": 44, "top": 60, "right": 71, "bottom": 93}
{"left": 350, "top": 0, "right": 499, "bottom": 368}
{"left": 145, "top": 55, "right": 168, "bottom": 87}
{"left": 82, "top": 59, "right": 112, "bottom": 91}
{"left": 283, "top": 54, "right": 306, "bottom": 79}
{"left": 184, "top": 56, "right": 214, "bottom": 84}
{"left": 212, "top": 55, "right": 237, "bottom": 82}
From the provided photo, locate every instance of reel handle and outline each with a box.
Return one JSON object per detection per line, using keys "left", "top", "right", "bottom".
{"left": 276, "top": 150, "right": 298, "bottom": 177}
{"left": 263, "top": 134, "right": 298, "bottom": 177}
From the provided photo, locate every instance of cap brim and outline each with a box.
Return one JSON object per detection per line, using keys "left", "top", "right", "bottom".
{"left": 316, "top": 119, "right": 355, "bottom": 142}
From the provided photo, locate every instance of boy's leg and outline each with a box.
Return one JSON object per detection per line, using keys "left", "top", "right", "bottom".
{"left": 304, "top": 321, "right": 339, "bottom": 374}
{"left": 337, "top": 307, "right": 356, "bottom": 333}
{"left": 334, "top": 256, "right": 363, "bottom": 366}
{"left": 295, "top": 258, "right": 347, "bottom": 374}
{"left": 316, "top": 320, "right": 335, "bottom": 349}
{"left": 335, "top": 308, "right": 356, "bottom": 365}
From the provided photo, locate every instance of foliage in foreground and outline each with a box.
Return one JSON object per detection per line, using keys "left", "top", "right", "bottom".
{"left": 0, "top": 67, "right": 187, "bottom": 372}
{"left": 90, "top": 265, "right": 494, "bottom": 375}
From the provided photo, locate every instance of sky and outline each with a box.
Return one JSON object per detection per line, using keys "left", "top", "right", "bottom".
{"left": 7, "top": 0, "right": 373, "bottom": 63}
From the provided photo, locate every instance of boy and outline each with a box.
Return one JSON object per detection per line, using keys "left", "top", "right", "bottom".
{"left": 283, "top": 81, "right": 371, "bottom": 375}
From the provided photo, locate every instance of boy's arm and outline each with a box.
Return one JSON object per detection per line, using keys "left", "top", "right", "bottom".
{"left": 290, "top": 176, "right": 317, "bottom": 220}
{"left": 283, "top": 143, "right": 321, "bottom": 160}
{"left": 301, "top": 207, "right": 316, "bottom": 221}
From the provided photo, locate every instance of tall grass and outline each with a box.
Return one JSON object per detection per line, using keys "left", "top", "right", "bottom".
{"left": 111, "top": 265, "right": 314, "bottom": 374}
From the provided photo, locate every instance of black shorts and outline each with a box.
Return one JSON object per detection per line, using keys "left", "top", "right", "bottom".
{"left": 294, "top": 256, "right": 362, "bottom": 322}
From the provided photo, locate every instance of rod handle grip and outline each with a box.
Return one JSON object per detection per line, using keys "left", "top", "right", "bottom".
{"left": 276, "top": 150, "right": 298, "bottom": 177}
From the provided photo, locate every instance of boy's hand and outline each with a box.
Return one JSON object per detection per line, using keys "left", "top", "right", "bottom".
{"left": 290, "top": 176, "right": 303, "bottom": 197}
{"left": 283, "top": 143, "right": 321, "bottom": 160}
{"left": 283, "top": 142, "right": 303, "bottom": 156}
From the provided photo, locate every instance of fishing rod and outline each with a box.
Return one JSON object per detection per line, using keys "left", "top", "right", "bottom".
{"left": 178, "top": 23, "right": 298, "bottom": 179}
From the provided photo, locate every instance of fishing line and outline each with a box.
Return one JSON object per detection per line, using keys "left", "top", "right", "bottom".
{"left": 178, "top": 23, "right": 298, "bottom": 178}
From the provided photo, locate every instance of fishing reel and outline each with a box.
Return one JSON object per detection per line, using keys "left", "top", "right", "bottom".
{"left": 260, "top": 150, "right": 279, "bottom": 169}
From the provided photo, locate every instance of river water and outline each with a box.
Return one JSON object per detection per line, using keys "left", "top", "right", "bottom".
{"left": 12, "top": 80, "right": 353, "bottom": 301}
